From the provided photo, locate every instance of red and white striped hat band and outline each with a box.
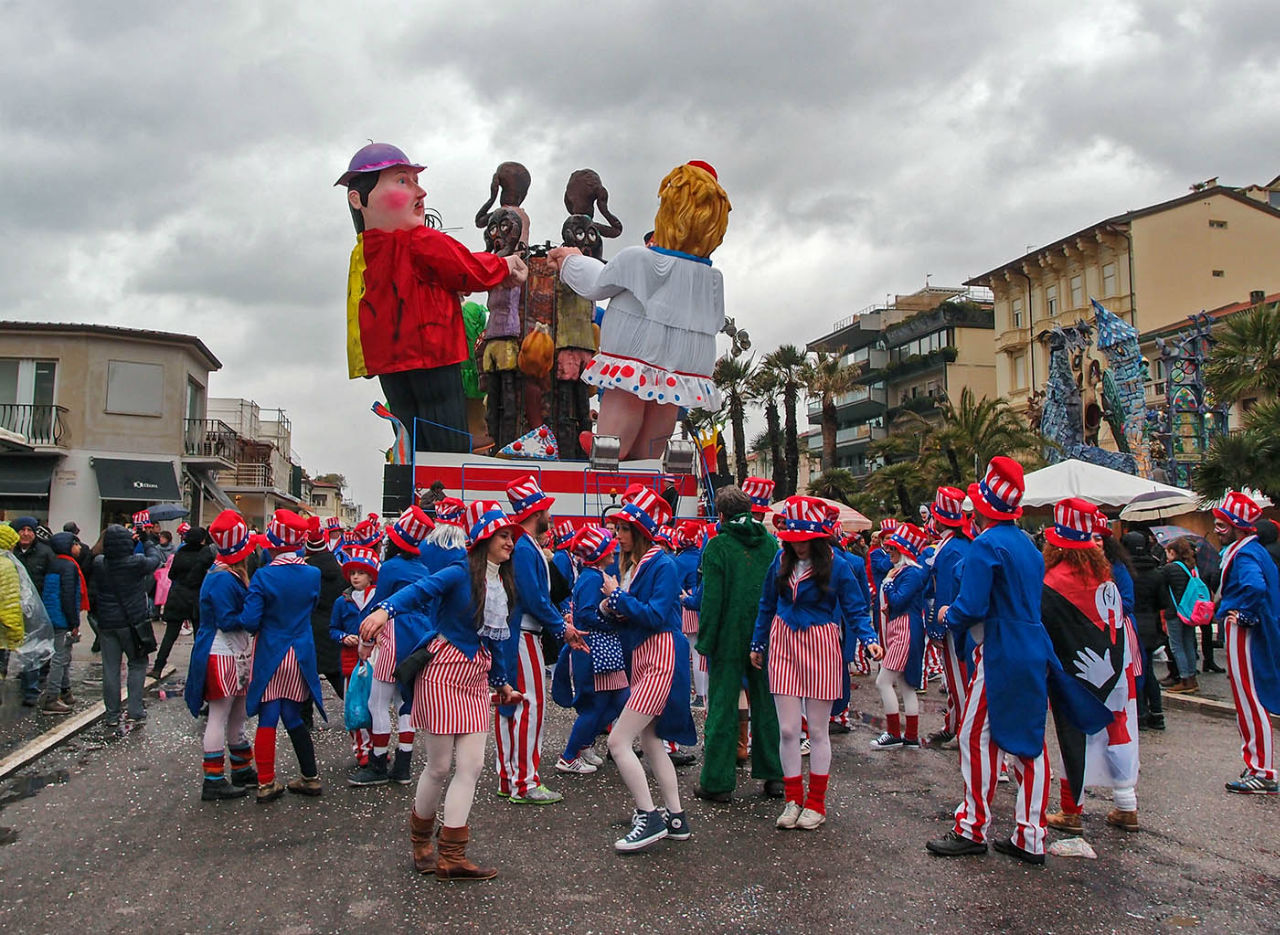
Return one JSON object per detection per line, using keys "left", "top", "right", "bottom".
{"left": 973, "top": 456, "right": 1025, "bottom": 520}
{"left": 387, "top": 505, "right": 434, "bottom": 554}
{"left": 1213, "top": 490, "right": 1263, "bottom": 530}
{"left": 552, "top": 518, "right": 577, "bottom": 548}
{"left": 265, "top": 509, "right": 308, "bottom": 549}
{"left": 886, "top": 523, "right": 928, "bottom": 559}
{"left": 617, "top": 485, "right": 673, "bottom": 536}
{"left": 777, "top": 496, "right": 830, "bottom": 542}
{"left": 1045, "top": 497, "right": 1100, "bottom": 550}
{"left": 466, "top": 499, "right": 522, "bottom": 549}
{"left": 741, "top": 476, "right": 775, "bottom": 513}
{"left": 506, "top": 474, "right": 556, "bottom": 522}
{"left": 433, "top": 497, "right": 467, "bottom": 528}
{"left": 569, "top": 525, "right": 617, "bottom": 565}
{"left": 132, "top": 509, "right": 151, "bottom": 527}
{"left": 341, "top": 544, "right": 381, "bottom": 580}
{"left": 930, "top": 486, "right": 967, "bottom": 527}
{"left": 208, "top": 509, "right": 254, "bottom": 563}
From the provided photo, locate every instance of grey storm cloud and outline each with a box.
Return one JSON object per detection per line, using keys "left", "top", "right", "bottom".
{"left": 2, "top": 0, "right": 1277, "bottom": 512}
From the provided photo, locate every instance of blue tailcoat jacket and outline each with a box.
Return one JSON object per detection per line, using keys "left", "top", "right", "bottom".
{"left": 1219, "top": 537, "right": 1280, "bottom": 714}
{"left": 242, "top": 561, "right": 325, "bottom": 720}
{"left": 185, "top": 568, "right": 248, "bottom": 717}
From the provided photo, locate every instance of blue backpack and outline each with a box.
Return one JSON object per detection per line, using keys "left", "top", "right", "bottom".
{"left": 1169, "top": 562, "right": 1214, "bottom": 627}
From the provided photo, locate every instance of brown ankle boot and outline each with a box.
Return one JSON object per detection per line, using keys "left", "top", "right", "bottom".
{"left": 1046, "top": 810, "right": 1083, "bottom": 835}
{"left": 435, "top": 825, "right": 497, "bottom": 881}
{"left": 736, "top": 712, "right": 750, "bottom": 765}
{"left": 409, "top": 810, "right": 436, "bottom": 873}
{"left": 1105, "top": 807, "right": 1139, "bottom": 831}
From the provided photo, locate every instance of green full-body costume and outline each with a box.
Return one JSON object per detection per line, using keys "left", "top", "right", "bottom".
{"left": 696, "top": 514, "right": 782, "bottom": 795}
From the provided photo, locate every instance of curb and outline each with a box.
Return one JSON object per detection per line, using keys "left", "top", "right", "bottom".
{"left": 0, "top": 665, "right": 175, "bottom": 780}
{"left": 1161, "top": 689, "right": 1280, "bottom": 726}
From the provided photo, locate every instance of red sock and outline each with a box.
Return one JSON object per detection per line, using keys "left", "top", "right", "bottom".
{"left": 905, "top": 715, "right": 919, "bottom": 742}
{"left": 398, "top": 731, "right": 414, "bottom": 752}
{"left": 784, "top": 774, "right": 804, "bottom": 806}
{"left": 886, "top": 713, "right": 901, "bottom": 738}
{"left": 371, "top": 732, "right": 390, "bottom": 755}
{"left": 1060, "top": 778, "right": 1083, "bottom": 815}
{"left": 254, "top": 727, "right": 277, "bottom": 785}
{"left": 804, "top": 773, "right": 829, "bottom": 814}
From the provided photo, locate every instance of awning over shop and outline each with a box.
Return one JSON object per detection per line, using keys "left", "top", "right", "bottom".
{"left": 91, "top": 457, "right": 181, "bottom": 502}
{"left": 0, "top": 456, "right": 57, "bottom": 497}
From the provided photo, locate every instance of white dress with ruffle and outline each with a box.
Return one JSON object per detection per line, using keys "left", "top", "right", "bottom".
{"left": 559, "top": 246, "right": 725, "bottom": 409}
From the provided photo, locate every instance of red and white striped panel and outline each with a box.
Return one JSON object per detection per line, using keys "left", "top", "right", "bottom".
{"left": 766, "top": 618, "right": 842, "bottom": 700}
{"left": 261, "top": 647, "right": 308, "bottom": 703}
{"left": 626, "top": 632, "right": 676, "bottom": 717}
{"left": 412, "top": 637, "right": 492, "bottom": 735}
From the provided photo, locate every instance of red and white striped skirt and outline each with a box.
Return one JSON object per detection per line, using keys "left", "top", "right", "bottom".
{"left": 767, "top": 618, "right": 842, "bottom": 700}
{"left": 204, "top": 653, "right": 245, "bottom": 701}
{"left": 411, "top": 637, "right": 492, "bottom": 735}
{"left": 681, "top": 607, "right": 700, "bottom": 636}
{"left": 261, "top": 647, "right": 309, "bottom": 703}
{"left": 595, "top": 669, "right": 628, "bottom": 692}
{"left": 881, "top": 614, "right": 911, "bottom": 672}
{"left": 372, "top": 623, "right": 397, "bottom": 683}
{"left": 626, "top": 632, "right": 676, "bottom": 717}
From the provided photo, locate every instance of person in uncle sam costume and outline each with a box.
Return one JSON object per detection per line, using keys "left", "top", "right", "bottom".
{"left": 827, "top": 504, "right": 875, "bottom": 735}
{"left": 549, "top": 518, "right": 579, "bottom": 615}
{"left": 185, "top": 510, "right": 258, "bottom": 801}
{"left": 419, "top": 497, "right": 468, "bottom": 574}
{"left": 599, "top": 485, "right": 698, "bottom": 853}
{"left": 241, "top": 510, "right": 326, "bottom": 804}
{"left": 1039, "top": 498, "right": 1142, "bottom": 835}
{"left": 359, "top": 500, "right": 524, "bottom": 881}
{"left": 338, "top": 143, "right": 528, "bottom": 452}
{"left": 1212, "top": 490, "right": 1280, "bottom": 795}
{"left": 751, "top": 496, "right": 883, "bottom": 832}
{"left": 551, "top": 525, "right": 630, "bottom": 774}
{"left": 495, "top": 475, "right": 588, "bottom": 804}
{"left": 869, "top": 522, "right": 929, "bottom": 750}
{"left": 671, "top": 518, "right": 708, "bottom": 704}
{"left": 927, "top": 458, "right": 1111, "bottom": 864}
{"left": 866, "top": 518, "right": 896, "bottom": 637}
{"left": 923, "top": 486, "right": 974, "bottom": 749}
{"left": 329, "top": 545, "right": 380, "bottom": 784}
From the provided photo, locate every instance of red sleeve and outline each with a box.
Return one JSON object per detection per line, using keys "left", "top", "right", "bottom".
{"left": 409, "top": 228, "right": 509, "bottom": 293}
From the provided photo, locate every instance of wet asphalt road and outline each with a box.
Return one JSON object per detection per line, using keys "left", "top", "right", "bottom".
{"left": 1, "top": 653, "right": 1278, "bottom": 935}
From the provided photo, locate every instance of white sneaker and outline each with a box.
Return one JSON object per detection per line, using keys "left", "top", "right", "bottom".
{"left": 795, "top": 807, "right": 826, "bottom": 830}
{"left": 556, "top": 756, "right": 598, "bottom": 775}
{"left": 799, "top": 737, "right": 811, "bottom": 757}
{"left": 776, "top": 801, "right": 802, "bottom": 830}
{"left": 581, "top": 749, "right": 605, "bottom": 767}
{"left": 998, "top": 764, "right": 1011, "bottom": 783}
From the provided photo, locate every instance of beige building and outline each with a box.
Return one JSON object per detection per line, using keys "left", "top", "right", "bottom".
{"left": 967, "top": 182, "right": 1280, "bottom": 420}
{"left": 207, "top": 398, "right": 304, "bottom": 531}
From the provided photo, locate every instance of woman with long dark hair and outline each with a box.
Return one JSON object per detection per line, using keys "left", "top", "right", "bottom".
{"left": 359, "top": 501, "right": 523, "bottom": 881}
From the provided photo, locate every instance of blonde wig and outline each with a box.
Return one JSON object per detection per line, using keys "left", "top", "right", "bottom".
{"left": 652, "top": 163, "right": 731, "bottom": 258}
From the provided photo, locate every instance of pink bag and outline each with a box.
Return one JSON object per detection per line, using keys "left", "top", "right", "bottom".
{"left": 154, "top": 556, "right": 173, "bottom": 607}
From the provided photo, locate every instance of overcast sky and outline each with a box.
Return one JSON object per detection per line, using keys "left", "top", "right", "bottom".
{"left": 3, "top": 1, "right": 1276, "bottom": 513}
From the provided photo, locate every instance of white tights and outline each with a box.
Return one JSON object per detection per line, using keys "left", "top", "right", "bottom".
{"left": 607, "top": 707, "right": 682, "bottom": 814}
{"left": 203, "top": 696, "right": 248, "bottom": 754}
{"left": 413, "top": 731, "right": 486, "bottom": 827}
{"left": 775, "top": 695, "right": 833, "bottom": 776}
{"left": 875, "top": 666, "right": 918, "bottom": 718}
{"left": 369, "top": 678, "right": 397, "bottom": 737}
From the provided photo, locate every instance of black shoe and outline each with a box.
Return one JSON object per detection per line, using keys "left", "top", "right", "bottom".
{"left": 202, "top": 778, "right": 249, "bottom": 801}
{"left": 1144, "top": 714, "right": 1166, "bottom": 731}
{"left": 230, "top": 766, "right": 259, "bottom": 788}
{"left": 348, "top": 753, "right": 389, "bottom": 787}
{"left": 828, "top": 720, "right": 852, "bottom": 734}
{"left": 661, "top": 808, "right": 692, "bottom": 841}
{"left": 1203, "top": 662, "right": 1225, "bottom": 674}
{"left": 388, "top": 748, "right": 413, "bottom": 785}
{"left": 991, "top": 836, "right": 1045, "bottom": 865}
{"left": 926, "top": 830, "right": 988, "bottom": 858}
{"left": 669, "top": 751, "right": 696, "bottom": 767}
{"left": 693, "top": 784, "right": 732, "bottom": 803}
{"left": 762, "top": 780, "right": 785, "bottom": 798}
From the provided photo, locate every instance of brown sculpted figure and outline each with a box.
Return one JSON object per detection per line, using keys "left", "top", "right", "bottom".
{"left": 564, "top": 169, "right": 623, "bottom": 240}
{"left": 561, "top": 214, "right": 603, "bottom": 260}
{"left": 475, "top": 161, "right": 532, "bottom": 230}
{"left": 480, "top": 204, "right": 532, "bottom": 448}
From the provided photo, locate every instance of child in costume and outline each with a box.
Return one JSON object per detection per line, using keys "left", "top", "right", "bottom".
{"left": 359, "top": 500, "right": 524, "bottom": 881}
{"left": 869, "top": 523, "right": 929, "bottom": 750}
{"left": 752, "top": 496, "right": 882, "bottom": 831}
{"left": 420, "top": 497, "right": 468, "bottom": 573}
{"left": 242, "top": 510, "right": 325, "bottom": 803}
{"left": 672, "top": 520, "right": 707, "bottom": 705}
{"left": 330, "top": 545, "right": 379, "bottom": 779}
{"left": 186, "top": 510, "right": 257, "bottom": 800}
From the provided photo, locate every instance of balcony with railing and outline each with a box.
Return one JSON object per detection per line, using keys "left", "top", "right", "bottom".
{"left": 0, "top": 403, "right": 69, "bottom": 447}
{"left": 222, "top": 461, "right": 278, "bottom": 489}
{"left": 182, "top": 418, "right": 237, "bottom": 468}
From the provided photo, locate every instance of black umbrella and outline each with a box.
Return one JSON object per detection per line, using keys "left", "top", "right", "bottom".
{"left": 146, "top": 503, "right": 190, "bottom": 522}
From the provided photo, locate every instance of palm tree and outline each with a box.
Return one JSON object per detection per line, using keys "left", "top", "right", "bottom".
{"left": 1205, "top": 301, "right": 1280, "bottom": 403}
{"left": 805, "top": 351, "right": 860, "bottom": 473}
{"left": 713, "top": 354, "right": 756, "bottom": 484}
{"left": 749, "top": 368, "right": 787, "bottom": 493}
{"left": 933, "top": 387, "right": 1046, "bottom": 482}
{"left": 1193, "top": 398, "right": 1280, "bottom": 500}
{"left": 762, "top": 344, "right": 808, "bottom": 496}
{"left": 808, "top": 467, "right": 859, "bottom": 505}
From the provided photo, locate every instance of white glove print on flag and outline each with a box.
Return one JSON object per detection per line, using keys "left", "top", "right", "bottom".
{"left": 1073, "top": 646, "right": 1114, "bottom": 688}
{"left": 1094, "top": 582, "right": 1124, "bottom": 629}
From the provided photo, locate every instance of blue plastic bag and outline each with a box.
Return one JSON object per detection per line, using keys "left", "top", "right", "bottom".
{"left": 344, "top": 659, "right": 373, "bottom": 731}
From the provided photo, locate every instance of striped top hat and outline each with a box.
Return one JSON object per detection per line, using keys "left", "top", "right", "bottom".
{"left": 1046, "top": 497, "right": 1100, "bottom": 550}
{"left": 208, "top": 510, "right": 255, "bottom": 565}
{"left": 466, "top": 499, "right": 522, "bottom": 549}
{"left": 349, "top": 513, "right": 383, "bottom": 548}
{"left": 654, "top": 525, "right": 676, "bottom": 549}
{"left": 1213, "top": 490, "right": 1262, "bottom": 531}
{"left": 132, "top": 509, "right": 151, "bottom": 527}
{"left": 387, "top": 505, "right": 434, "bottom": 555}
{"left": 433, "top": 497, "right": 467, "bottom": 528}
{"left": 970, "top": 456, "right": 1025, "bottom": 521}
{"left": 886, "top": 522, "right": 928, "bottom": 560}
{"left": 1092, "top": 514, "right": 1114, "bottom": 539}
{"left": 776, "top": 496, "right": 830, "bottom": 543}
{"left": 930, "top": 486, "right": 968, "bottom": 528}
{"left": 552, "top": 518, "right": 577, "bottom": 549}
{"left": 741, "top": 476, "right": 775, "bottom": 515}
{"left": 265, "top": 509, "right": 309, "bottom": 549}
{"left": 506, "top": 474, "right": 556, "bottom": 523}
{"left": 324, "top": 517, "right": 343, "bottom": 537}
{"left": 616, "top": 485, "right": 674, "bottom": 537}
{"left": 878, "top": 517, "right": 900, "bottom": 536}
{"left": 673, "top": 520, "right": 703, "bottom": 550}
{"left": 569, "top": 525, "right": 618, "bottom": 567}
{"left": 819, "top": 502, "right": 842, "bottom": 539}
{"left": 341, "top": 544, "right": 381, "bottom": 581}
{"left": 177, "top": 521, "right": 191, "bottom": 537}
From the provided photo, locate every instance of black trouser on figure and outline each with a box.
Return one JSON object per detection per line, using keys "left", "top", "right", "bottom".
{"left": 151, "top": 618, "right": 186, "bottom": 674}
{"left": 379, "top": 365, "right": 469, "bottom": 452}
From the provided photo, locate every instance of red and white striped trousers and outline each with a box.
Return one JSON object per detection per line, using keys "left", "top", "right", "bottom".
{"left": 494, "top": 632, "right": 546, "bottom": 797}
{"left": 627, "top": 632, "right": 676, "bottom": 717}
{"left": 1226, "top": 618, "right": 1276, "bottom": 780}
{"left": 952, "top": 645, "right": 1051, "bottom": 855}
{"left": 939, "top": 630, "right": 968, "bottom": 734}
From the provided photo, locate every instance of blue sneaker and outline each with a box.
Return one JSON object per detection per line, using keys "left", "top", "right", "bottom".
{"left": 615, "top": 809, "right": 667, "bottom": 852}
{"left": 661, "top": 808, "right": 691, "bottom": 841}
{"left": 1225, "top": 774, "right": 1278, "bottom": 795}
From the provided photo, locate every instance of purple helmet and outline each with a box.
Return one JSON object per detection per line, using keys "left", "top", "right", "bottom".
{"left": 334, "top": 143, "right": 426, "bottom": 187}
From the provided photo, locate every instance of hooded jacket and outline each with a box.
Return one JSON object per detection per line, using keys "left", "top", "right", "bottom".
{"left": 695, "top": 515, "right": 779, "bottom": 661}
{"left": 42, "top": 532, "right": 84, "bottom": 631}
{"left": 163, "top": 531, "right": 215, "bottom": 623}
{"left": 1124, "top": 532, "right": 1166, "bottom": 651}
{"left": 89, "top": 526, "right": 162, "bottom": 630}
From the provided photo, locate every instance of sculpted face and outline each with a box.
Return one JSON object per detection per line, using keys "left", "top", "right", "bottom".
{"left": 350, "top": 166, "right": 425, "bottom": 232}
{"left": 561, "top": 214, "right": 602, "bottom": 259}
{"left": 485, "top": 207, "right": 525, "bottom": 257}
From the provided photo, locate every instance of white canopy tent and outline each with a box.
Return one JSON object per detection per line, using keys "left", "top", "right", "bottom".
{"left": 1020, "top": 459, "right": 1195, "bottom": 508}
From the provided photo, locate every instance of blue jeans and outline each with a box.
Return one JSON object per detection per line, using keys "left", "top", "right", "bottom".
{"left": 1166, "top": 615, "right": 1198, "bottom": 679}
{"left": 41, "top": 630, "right": 72, "bottom": 701}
